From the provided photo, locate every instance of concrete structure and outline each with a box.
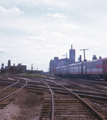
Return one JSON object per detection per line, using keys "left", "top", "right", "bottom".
{"left": 17, "top": 63, "right": 27, "bottom": 73}
{"left": 78, "top": 55, "right": 82, "bottom": 62}
{"left": 92, "top": 55, "right": 97, "bottom": 60}
{"left": 1, "top": 66, "right": 18, "bottom": 74}
{"left": 49, "top": 45, "right": 76, "bottom": 74}
{"left": 69, "top": 45, "right": 75, "bottom": 63}
{"left": 8, "top": 60, "right": 11, "bottom": 67}
{"left": 49, "top": 60, "right": 54, "bottom": 74}
{"left": 49, "top": 57, "right": 73, "bottom": 74}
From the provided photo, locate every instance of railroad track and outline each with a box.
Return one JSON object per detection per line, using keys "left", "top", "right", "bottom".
{"left": 64, "top": 79, "right": 107, "bottom": 92}
{"left": 0, "top": 76, "right": 107, "bottom": 119}
{"left": 39, "top": 79, "right": 105, "bottom": 120}
{"left": 0, "top": 78, "right": 28, "bottom": 108}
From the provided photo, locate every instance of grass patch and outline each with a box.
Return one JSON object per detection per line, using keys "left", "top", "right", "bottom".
{"left": 19, "top": 73, "right": 49, "bottom": 78}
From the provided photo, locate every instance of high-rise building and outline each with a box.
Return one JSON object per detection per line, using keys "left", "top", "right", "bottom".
{"left": 49, "top": 60, "right": 54, "bottom": 74}
{"left": 69, "top": 45, "right": 75, "bottom": 63}
{"left": 8, "top": 60, "right": 11, "bottom": 67}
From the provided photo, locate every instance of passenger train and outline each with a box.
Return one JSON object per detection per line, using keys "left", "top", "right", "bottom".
{"left": 55, "top": 58, "right": 107, "bottom": 81}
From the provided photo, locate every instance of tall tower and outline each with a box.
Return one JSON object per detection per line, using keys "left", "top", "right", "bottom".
{"left": 1, "top": 63, "right": 4, "bottom": 69}
{"left": 8, "top": 60, "right": 11, "bottom": 67}
{"left": 69, "top": 45, "right": 75, "bottom": 63}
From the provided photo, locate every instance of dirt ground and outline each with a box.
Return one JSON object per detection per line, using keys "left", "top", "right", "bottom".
{"left": 0, "top": 88, "right": 47, "bottom": 120}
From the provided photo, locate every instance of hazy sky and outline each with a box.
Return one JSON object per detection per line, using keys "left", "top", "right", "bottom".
{"left": 0, "top": 0, "right": 107, "bottom": 71}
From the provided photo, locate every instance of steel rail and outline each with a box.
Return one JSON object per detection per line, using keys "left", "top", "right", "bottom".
{"left": 53, "top": 90, "right": 107, "bottom": 100}
{"left": 72, "top": 90, "right": 107, "bottom": 96}
{"left": 43, "top": 82, "right": 54, "bottom": 120}
{"left": 25, "top": 85, "right": 107, "bottom": 101}
{"left": 57, "top": 84, "right": 106, "bottom": 120}
{"left": 78, "top": 93, "right": 107, "bottom": 100}
{"left": 44, "top": 79, "right": 106, "bottom": 120}
{"left": 0, "top": 80, "right": 19, "bottom": 92}
{"left": 3, "top": 78, "right": 106, "bottom": 100}
{"left": 65, "top": 81, "right": 107, "bottom": 91}
{"left": 0, "top": 79, "right": 28, "bottom": 102}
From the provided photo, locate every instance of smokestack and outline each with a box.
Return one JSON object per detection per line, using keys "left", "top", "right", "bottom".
{"left": 8, "top": 60, "right": 11, "bottom": 67}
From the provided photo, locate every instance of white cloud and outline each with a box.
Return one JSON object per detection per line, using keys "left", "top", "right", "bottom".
{"left": 61, "top": 23, "right": 80, "bottom": 29}
{"left": 20, "top": 0, "right": 70, "bottom": 7}
{"left": 0, "top": 6, "right": 24, "bottom": 16}
{"left": 36, "top": 46, "right": 41, "bottom": 49}
{"left": 27, "top": 36, "right": 47, "bottom": 42}
{"left": 46, "top": 13, "right": 68, "bottom": 19}
{"left": 1, "top": 0, "right": 107, "bottom": 71}
{"left": 47, "top": 44, "right": 56, "bottom": 49}
{"left": 0, "top": 48, "right": 8, "bottom": 53}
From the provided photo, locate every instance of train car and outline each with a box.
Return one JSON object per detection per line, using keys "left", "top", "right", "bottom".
{"left": 68, "top": 62, "right": 83, "bottom": 78}
{"left": 54, "top": 67, "right": 61, "bottom": 77}
{"left": 83, "top": 58, "right": 107, "bottom": 80}
{"left": 55, "top": 57, "right": 107, "bottom": 81}
{"left": 102, "top": 58, "right": 107, "bottom": 80}
{"left": 55, "top": 65, "right": 68, "bottom": 77}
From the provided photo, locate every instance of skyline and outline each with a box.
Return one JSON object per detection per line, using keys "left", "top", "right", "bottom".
{"left": 0, "top": 0, "right": 107, "bottom": 71}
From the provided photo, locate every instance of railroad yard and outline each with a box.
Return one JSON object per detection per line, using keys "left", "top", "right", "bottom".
{"left": 0, "top": 76, "right": 107, "bottom": 120}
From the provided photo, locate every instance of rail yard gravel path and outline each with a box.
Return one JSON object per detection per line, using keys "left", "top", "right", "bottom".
{"left": 0, "top": 88, "right": 46, "bottom": 120}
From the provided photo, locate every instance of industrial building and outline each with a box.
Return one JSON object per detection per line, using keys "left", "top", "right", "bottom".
{"left": 49, "top": 45, "right": 76, "bottom": 74}
{"left": 1, "top": 60, "right": 27, "bottom": 74}
{"left": 69, "top": 45, "right": 75, "bottom": 63}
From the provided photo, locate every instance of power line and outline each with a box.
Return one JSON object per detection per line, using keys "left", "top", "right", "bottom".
{"left": 88, "top": 42, "right": 107, "bottom": 50}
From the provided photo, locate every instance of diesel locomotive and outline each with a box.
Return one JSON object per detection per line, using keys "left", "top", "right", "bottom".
{"left": 55, "top": 58, "right": 107, "bottom": 81}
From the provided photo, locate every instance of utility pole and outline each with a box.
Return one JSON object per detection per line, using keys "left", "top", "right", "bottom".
{"left": 80, "top": 49, "right": 89, "bottom": 61}
{"left": 31, "top": 64, "right": 33, "bottom": 70}
{"left": 62, "top": 53, "right": 67, "bottom": 59}
{"left": 62, "top": 53, "right": 67, "bottom": 65}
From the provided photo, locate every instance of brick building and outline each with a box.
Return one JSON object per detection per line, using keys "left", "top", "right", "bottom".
{"left": 1, "top": 60, "right": 27, "bottom": 74}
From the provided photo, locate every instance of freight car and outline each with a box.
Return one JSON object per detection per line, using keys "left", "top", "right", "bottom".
{"left": 55, "top": 58, "right": 107, "bottom": 81}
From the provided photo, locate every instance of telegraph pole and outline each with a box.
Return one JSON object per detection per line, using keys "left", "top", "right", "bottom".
{"left": 80, "top": 49, "right": 88, "bottom": 61}
{"left": 31, "top": 64, "right": 33, "bottom": 70}
{"left": 62, "top": 53, "right": 67, "bottom": 59}
{"left": 62, "top": 53, "right": 67, "bottom": 65}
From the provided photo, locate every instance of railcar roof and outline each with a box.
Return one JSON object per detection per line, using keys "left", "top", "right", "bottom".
{"left": 98, "top": 57, "right": 107, "bottom": 61}
{"left": 83, "top": 57, "right": 107, "bottom": 63}
{"left": 56, "top": 65, "right": 67, "bottom": 68}
{"left": 55, "top": 58, "right": 107, "bottom": 69}
{"left": 68, "top": 62, "right": 82, "bottom": 66}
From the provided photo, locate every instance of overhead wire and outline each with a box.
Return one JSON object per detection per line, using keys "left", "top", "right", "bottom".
{"left": 87, "top": 42, "right": 107, "bottom": 50}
